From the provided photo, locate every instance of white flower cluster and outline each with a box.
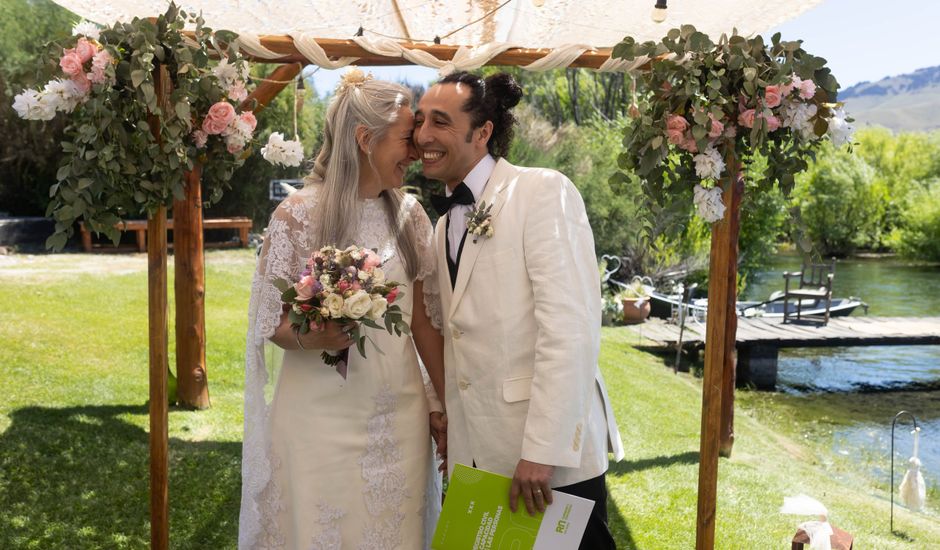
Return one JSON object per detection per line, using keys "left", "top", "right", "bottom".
{"left": 72, "top": 21, "right": 100, "bottom": 41}
{"left": 693, "top": 184, "right": 726, "bottom": 224}
{"left": 780, "top": 99, "right": 818, "bottom": 140}
{"left": 262, "top": 132, "right": 305, "bottom": 167}
{"left": 692, "top": 146, "right": 725, "bottom": 180}
{"left": 13, "top": 79, "right": 88, "bottom": 120}
{"left": 224, "top": 116, "right": 255, "bottom": 154}
{"left": 212, "top": 58, "right": 250, "bottom": 102}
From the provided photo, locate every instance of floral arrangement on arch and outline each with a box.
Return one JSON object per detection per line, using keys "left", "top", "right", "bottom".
{"left": 611, "top": 26, "right": 854, "bottom": 224}
{"left": 10, "top": 4, "right": 293, "bottom": 249}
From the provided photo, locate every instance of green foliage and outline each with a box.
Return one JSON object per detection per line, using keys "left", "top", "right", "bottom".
{"left": 791, "top": 142, "right": 881, "bottom": 255}
{"left": 888, "top": 180, "right": 940, "bottom": 262}
{"left": 612, "top": 25, "right": 842, "bottom": 228}
{"left": 13, "top": 4, "right": 254, "bottom": 249}
{"left": 0, "top": 0, "right": 74, "bottom": 216}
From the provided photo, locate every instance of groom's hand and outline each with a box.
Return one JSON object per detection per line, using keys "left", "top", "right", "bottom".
{"left": 510, "top": 459, "right": 554, "bottom": 515}
{"left": 430, "top": 412, "right": 448, "bottom": 472}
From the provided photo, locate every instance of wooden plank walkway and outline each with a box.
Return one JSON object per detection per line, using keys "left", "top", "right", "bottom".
{"left": 624, "top": 316, "right": 940, "bottom": 389}
{"left": 628, "top": 316, "right": 940, "bottom": 348}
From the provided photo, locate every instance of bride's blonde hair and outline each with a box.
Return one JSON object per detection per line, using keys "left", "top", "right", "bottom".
{"left": 306, "top": 71, "right": 420, "bottom": 280}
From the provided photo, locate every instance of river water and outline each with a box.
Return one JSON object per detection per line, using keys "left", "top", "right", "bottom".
{"left": 742, "top": 253, "right": 940, "bottom": 497}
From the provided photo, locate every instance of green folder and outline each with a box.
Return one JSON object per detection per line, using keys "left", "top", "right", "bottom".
{"left": 433, "top": 463, "right": 594, "bottom": 550}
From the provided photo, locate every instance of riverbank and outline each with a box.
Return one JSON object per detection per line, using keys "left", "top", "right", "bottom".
{"left": 0, "top": 250, "right": 937, "bottom": 547}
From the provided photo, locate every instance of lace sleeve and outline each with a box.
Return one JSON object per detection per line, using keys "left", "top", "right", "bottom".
{"left": 409, "top": 196, "right": 443, "bottom": 331}
{"left": 240, "top": 189, "right": 315, "bottom": 549}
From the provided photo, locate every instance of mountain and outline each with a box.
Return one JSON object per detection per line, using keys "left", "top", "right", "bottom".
{"left": 838, "top": 65, "right": 940, "bottom": 132}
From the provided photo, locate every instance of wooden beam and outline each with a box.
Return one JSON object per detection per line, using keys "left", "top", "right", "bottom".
{"left": 236, "top": 35, "right": 614, "bottom": 69}
{"left": 173, "top": 164, "right": 211, "bottom": 410}
{"left": 695, "top": 150, "right": 741, "bottom": 550}
{"left": 241, "top": 63, "right": 303, "bottom": 114}
{"left": 148, "top": 64, "right": 171, "bottom": 550}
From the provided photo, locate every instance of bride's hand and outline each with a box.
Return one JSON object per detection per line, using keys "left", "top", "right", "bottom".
{"left": 297, "top": 321, "right": 357, "bottom": 351}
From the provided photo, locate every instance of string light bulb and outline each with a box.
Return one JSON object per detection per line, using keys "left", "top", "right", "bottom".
{"left": 532, "top": 0, "right": 545, "bottom": 6}
{"left": 651, "top": 0, "right": 668, "bottom": 23}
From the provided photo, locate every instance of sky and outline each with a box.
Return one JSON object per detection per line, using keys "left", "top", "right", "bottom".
{"left": 304, "top": 0, "right": 940, "bottom": 96}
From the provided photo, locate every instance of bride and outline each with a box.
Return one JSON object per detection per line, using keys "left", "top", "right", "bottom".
{"left": 240, "top": 70, "right": 446, "bottom": 549}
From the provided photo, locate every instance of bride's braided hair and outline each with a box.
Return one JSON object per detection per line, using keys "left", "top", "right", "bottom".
{"left": 439, "top": 71, "right": 523, "bottom": 158}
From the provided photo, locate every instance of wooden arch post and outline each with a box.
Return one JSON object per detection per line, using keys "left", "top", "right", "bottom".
{"left": 695, "top": 150, "right": 744, "bottom": 549}
{"left": 148, "top": 63, "right": 171, "bottom": 550}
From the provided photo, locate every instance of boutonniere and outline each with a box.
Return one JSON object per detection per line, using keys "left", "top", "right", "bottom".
{"left": 465, "top": 201, "right": 494, "bottom": 243}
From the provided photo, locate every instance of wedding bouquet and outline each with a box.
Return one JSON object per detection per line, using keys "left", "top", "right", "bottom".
{"left": 274, "top": 245, "right": 410, "bottom": 375}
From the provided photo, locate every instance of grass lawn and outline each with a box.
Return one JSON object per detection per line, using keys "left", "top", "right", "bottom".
{"left": 1, "top": 249, "right": 938, "bottom": 548}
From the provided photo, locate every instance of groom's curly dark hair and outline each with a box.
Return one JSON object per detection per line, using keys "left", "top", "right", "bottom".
{"left": 439, "top": 71, "right": 523, "bottom": 159}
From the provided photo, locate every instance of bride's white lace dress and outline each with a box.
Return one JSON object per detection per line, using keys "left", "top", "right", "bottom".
{"left": 239, "top": 185, "right": 443, "bottom": 549}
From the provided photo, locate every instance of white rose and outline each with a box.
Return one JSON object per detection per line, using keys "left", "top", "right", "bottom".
{"left": 371, "top": 267, "right": 385, "bottom": 284}
{"left": 319, "top": 307, "right": 330, "bottom": 317}
{"left": 323, "top": 294, "right": 344, "bottom": 318}
{"left": 368, "top": 296, "right": 388, "bottom": 320}
{"left": 342, "top": 290, "right": 372, "bottom": 319}
{"left": 319, "top": 274, "right": 331, "bottom": 286}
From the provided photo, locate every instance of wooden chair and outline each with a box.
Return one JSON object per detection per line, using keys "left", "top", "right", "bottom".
{"left": 782, "top": 258, "right": 835, "bottom": 325}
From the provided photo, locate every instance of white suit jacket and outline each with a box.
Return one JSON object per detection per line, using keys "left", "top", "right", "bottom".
{"left": 435, "top": 158, "right": 624, "bottom": 488}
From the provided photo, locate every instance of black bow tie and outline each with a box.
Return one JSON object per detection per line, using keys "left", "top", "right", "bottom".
{"left": 431, "top": 182, "right": 475, "bottom": 216}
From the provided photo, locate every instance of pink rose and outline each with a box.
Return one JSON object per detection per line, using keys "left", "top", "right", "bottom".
{"left": 724, "top": 124, "right": 738, "bottom": 138}
{"left": 227, "top": 82, "right": 248, "bottom": 102}
{"left": 192, "top": 129, "right": 208, "bottom": 148}
{"left": 386, "top": 287, "right": 399, "bottom": 304}
{"left": 708, "top": 114, "right": 725, "bottom": 139}
{"left": 202, "top": 101, "right": 236, "bottom": 135}
{"left": 362, "top": 249, "right": 381, "bottom": 270}
{"left": 75, "top": 38, "right": 97, "bottom": 64}
{"left": 239, "top": 111, "right": 257, "bottom": 132}
{"left": 294, "top": 275, "right": 316, "bottom": 301}
{"left": 680, "top": 134, "right": 699, "bottom": 153}
{"left": 798, "top": 79, "right": 817, "bottom": 100}
{"left": 350, "top": 281, "right": 362, "bottom": 291}
{"left": 666, "top": 115, "right": 689, "bottom": 146}
{"left": 738, "top": 108, "right": 756, "bottom": 129}
{"left": 764, "top": 85, "right": 782, "bottom": 109}
{"left": 780, "top": 81, "right": 795, "bottom": 96}
{"left": 227, "top": 140, "right": 244, "bottom": 155}
{"left": 71, "top": 73, "right": 91, "bottom": 94}
{"left": 763, "top": 115, "right": 781, "bottom": 132}
{"left": 59, "top": 52, "right": 84, "bottom": 77}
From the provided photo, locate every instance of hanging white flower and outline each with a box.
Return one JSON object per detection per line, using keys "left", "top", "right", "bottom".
{"left": 827, "top": 107, "right": 854, "bottom": 148}
{"left": 12, "top": 89, "right": 56, "bottom": 121}
{"left": 692, "top": 146, "right": 725, "bottom": 181}
{"left": 72, "top": 21, "right": 101, "bottom": 41}
{"left": 262, "top": 132, "right": 305, "bottom": 167}
{"left": 693, "top": 184, "right": 726, "bottom": 223}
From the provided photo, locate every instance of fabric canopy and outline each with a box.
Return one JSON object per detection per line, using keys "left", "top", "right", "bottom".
{"left": 54, "top": 1, "right": 823, "bottom": 48}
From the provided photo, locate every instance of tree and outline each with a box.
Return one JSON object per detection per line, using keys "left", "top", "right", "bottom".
{"left": 0, "top": 0, "right": 74, "bottom": 217}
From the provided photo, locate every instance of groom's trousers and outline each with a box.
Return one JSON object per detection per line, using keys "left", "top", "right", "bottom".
{"left": 555, "top": 473, "right": 617, "bottom": 549}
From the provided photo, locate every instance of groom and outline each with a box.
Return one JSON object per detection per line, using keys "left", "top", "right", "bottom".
{"left": 416, "top": 71, "right": 624, "bottom": 548}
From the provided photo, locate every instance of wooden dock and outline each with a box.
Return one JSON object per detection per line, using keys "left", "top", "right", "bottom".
{"left": 624, "top": 316, "right": 940, "bottom": 389}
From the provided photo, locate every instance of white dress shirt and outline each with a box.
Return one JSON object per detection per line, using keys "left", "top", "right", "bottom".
{"left": 447, "top": 154, "right": 496, "bottom": 262}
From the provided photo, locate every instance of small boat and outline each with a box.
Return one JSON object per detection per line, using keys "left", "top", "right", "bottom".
{"left": 649, "top": 290, "right": 867, "bottom": 320}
